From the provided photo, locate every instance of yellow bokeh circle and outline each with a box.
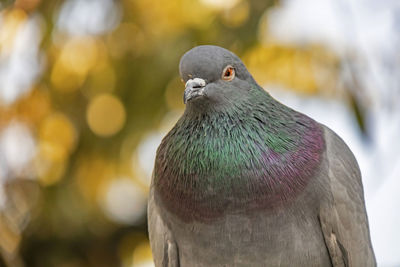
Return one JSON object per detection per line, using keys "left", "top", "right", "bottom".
{"left": 39, "top": 112, "right": 77, "bottom": 161}
{"left": 36, "top": 112, "right": 77, "bottom": 186}
{"left": 86, "top": 94, "right": 126, "bottom": 137}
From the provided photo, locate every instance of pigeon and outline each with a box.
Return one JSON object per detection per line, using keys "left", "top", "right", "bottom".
{"left": 148, "top": 45, "right": 376, "bottom": 267}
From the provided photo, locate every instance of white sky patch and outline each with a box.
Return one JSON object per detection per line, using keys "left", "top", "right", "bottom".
{"left": 368, "top": 161, "right": 400, "bottom": 267}
{"left": 101, "top": 177, "right": 147, "bottom": 225}
{"left": 267, "top": 0, "right": 400, "bottom": 103}
{"left": 0, "top": 121, "right": 37, "bottom": 210}
{"left": 268, "top": 0, "right": 348, "bottom": 51}
{"left": 267, "top": 0, "right": 399, "bottom": 53}
{"left": 56, "top": 0, "right": 121, "bottom": 36}
{"left": 132, "top": 111, "right": 182, "bottom": 188}
{"left": 0, "top": 122, "right": 36, "bottom": 179}
{"left": 135, "top": 132, "right": 164, "bottom": 186}
{"left": 0, "top": 14, "right": 44, "bottom": 105}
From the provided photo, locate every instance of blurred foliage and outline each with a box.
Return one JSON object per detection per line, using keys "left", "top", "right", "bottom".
{"left": 0, "top": 0, "right": 355, "bottom": 266}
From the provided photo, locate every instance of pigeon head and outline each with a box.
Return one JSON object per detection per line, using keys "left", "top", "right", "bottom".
{"left": 179, "top": 45, "right": 257, "bottom": 109}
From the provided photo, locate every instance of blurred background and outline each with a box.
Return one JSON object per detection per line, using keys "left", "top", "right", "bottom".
{"left": 0, "top": 0, "right": 399, "bottom": 266}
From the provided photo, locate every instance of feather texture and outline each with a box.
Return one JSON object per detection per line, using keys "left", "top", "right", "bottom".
{"left": 148, "top": 45, "right": 375, "bottom": 267}
{"left": 155, "top": 86, "right": 324, "bottom": 222}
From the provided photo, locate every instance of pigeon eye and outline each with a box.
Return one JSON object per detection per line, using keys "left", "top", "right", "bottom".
{"left": 222, "top": 65, "right": 235, "bottom": 81}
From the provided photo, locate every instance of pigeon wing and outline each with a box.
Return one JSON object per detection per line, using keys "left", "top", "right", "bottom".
{"left": 148, "top": 180, "right": 180, "bottom": 267}
{"left": 318, "top": 126, "right": 376, "bottom": 267}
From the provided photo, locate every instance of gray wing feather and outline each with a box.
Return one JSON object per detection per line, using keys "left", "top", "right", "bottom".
{"left": 319, "top": 126, "right": 376, "bottom": 267}
{"left": 148, "top": 184, "right": 179, "bottom": 267}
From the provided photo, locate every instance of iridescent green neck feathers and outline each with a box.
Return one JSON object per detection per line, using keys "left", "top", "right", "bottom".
{"left": 154, "top": 86, "right": 324, "bottom": 222}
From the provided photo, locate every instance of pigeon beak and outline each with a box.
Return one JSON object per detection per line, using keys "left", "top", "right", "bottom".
{"left": 183, "top": 78, "right": 207, "bottom": 104}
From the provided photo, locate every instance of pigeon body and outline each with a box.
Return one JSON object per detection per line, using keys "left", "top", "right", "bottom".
{"left": 148, "top": 45, "right": 376, "bottom": 266}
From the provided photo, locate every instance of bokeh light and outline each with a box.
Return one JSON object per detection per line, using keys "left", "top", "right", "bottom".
{"left": 0, "top": 122, "right": 36, "bottom": 178}
{"left": 0, "top": 8, "right": 43, "bottom": 105}
{"left": 35, "top": 113, "right": 77, "bottom": 186}
{"left": 131, "top": 241, "right": 153, "bottom": 267}
{"left": 39, "top": 113, "right": 77, "bottom": 161}
{"left": 86, "top": 93, "right": 126, "bottom": 137}
{"left": 132, "top": 132, "right": 163, "bottom": 187}
{"left": 51, "top": 37, "right": 101, "bottom": 92}
{"left": 200, "top": 0, "right": 241, "bottom": 10}
{"left": 100, "top": 177, "right": 147, "bottom": 225}
{"left": 57, "top": 0, "right": 121, "bottom": 36}
{"left": 220, "top": 1, "right": 249, "bottom": 28}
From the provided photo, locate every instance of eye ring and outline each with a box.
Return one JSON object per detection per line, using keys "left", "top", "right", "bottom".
{"left": 222, "top": 65, "right": 235, "bottom": 81}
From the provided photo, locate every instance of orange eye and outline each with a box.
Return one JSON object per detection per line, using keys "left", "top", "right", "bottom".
{"left": 222, "top": 65, "right": 235, "bottom": 81}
